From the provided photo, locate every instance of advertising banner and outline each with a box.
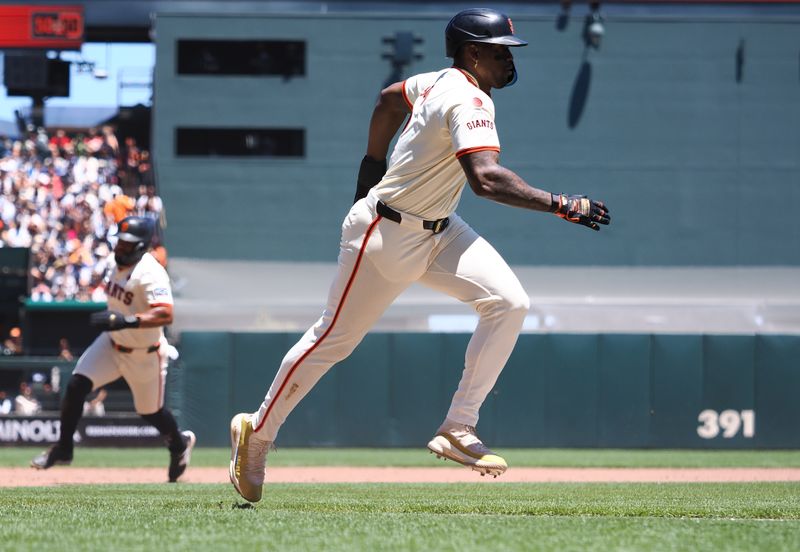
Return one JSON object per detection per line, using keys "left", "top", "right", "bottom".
{"left": 0, "top": 415, "right": 163, "bottom": 447}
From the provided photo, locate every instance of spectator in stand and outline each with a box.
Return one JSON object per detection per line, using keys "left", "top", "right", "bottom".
{"left": 89, "top": 272, "right": 108, "bottom": 302}
{"left": 58, "top": 337, "right": 74, "bottom": 361}
{"left": 83, "top": 387, "right": 107, "bottom": 417}
{"left": 121, "top": 136, "right": 141, "bottom": 191}
{"left": 30, "top": 272, "right": 54, "bottom": 302}
{"left": 3, "top": 327, "right": 22, "bottom": 355}
{"left": 49, "top": 129, "right": 71, "bottom": 153}
{"left": 33, "top": 127, "right": 50, "bottom": 158}
{"left": 103, "top": 193, "right": 136, "bottom": 224}
{"left": 137, "top": 150, "right": 154, "bottom": 188}
{"left": 101, "top": 125, "right": 120, "bottom": 158}
{"left": 15, "top": 382, "right": 41, "bottom": 415}
{"left": 39, "top": 382, "right": 61, "bottom": 412}
{"left": 6, "top": 219, "right": 32, "bottom": 247}
{"left": 136, "top": 184, "right": 163, "bottom": 217}
{"left": 0, "top": 389, "right": 12, "bottom": 414}
{"left": 84, "top": 128, "right": 105, "bottom": 155}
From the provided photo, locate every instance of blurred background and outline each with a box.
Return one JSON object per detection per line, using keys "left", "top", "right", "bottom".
{"left": 0, "top": 1, "right": 798, "bottom": 450}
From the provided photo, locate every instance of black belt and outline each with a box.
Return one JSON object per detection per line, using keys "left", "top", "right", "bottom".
{"left": 112, "top": 340, "right": 159, "bottom": 354}
{"left": 377, "top": 201, "right": 450, "bottom": 234}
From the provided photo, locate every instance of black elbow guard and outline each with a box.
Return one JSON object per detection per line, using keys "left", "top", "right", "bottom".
{"left": 353, "top": 156, "right": 387, "bottom": 204}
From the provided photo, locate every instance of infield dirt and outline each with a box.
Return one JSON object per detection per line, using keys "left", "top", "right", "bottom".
{"left": 4, "top": 466, "right": 800, "bottom": 487}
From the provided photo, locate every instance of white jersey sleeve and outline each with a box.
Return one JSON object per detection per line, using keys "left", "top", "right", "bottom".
{"left": 449, "top": 100, "right": 500, "bottom": 159}
{"left": 139, "top": 263, "right": 173, "bottom": 307}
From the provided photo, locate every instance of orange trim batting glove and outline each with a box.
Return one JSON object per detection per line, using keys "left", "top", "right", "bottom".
{"left": 550, "top": 193, "right": 611, "bottom": 231}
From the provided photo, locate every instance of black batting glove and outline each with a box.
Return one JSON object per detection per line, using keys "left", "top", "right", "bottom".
{"left": 550, "top": 193, "right": 611, "bottom": 231}
{"left": 90, "top": 310, "right": 141, "bottom": 331}
{"left": 353, "top": 155, "right": 387, "bottom": 204}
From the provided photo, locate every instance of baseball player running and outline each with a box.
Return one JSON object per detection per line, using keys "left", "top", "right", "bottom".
{"left": 230, "top": 8, "right": 610, "bottom": 502}
{"left": 32, "top": 216, "right": 196, "bottom": 482}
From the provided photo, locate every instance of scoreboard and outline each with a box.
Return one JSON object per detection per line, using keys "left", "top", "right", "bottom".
{"left": 0, "top": 5, "right": 84, "bottom": 50}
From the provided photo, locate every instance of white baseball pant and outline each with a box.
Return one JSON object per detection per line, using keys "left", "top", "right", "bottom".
{"left": 74, "top": 333, "right": 168, "bottom": 415}
{"left": 252, "top": 190, "right": 529, "bottom": 440}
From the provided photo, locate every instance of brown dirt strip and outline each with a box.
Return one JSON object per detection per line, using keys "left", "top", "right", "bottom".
{"left": 3, "top": 467, "right": 800, "bottom": 487}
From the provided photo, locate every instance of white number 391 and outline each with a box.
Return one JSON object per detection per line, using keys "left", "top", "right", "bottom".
{"left": 697, "top": 409, "right": 755, "bottom": 439}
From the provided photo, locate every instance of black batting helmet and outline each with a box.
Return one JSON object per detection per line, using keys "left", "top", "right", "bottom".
{"left": 445, "top": 8, "right": 528, "bottom": 58}
{"left": 114, "top": 216, "right": 154, "bottom": 266}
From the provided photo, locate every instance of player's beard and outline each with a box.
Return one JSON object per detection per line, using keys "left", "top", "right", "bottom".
{"left": 492, "top": 51, "right": 518, "bottom": 88}
{"left": 115, "top": 248, "right": 145, "bottom": 267}
{"left": 503, "top": 62, "right": 518, "bottom": 87}
{"left": 114, "top": 253, "right": 133, "bottom": 267}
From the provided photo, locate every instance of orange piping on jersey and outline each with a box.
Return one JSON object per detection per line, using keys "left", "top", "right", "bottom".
{"left": 401, "top": 79, "right": 412, "bottom": 110}
{"left": 455, "top": 146, "right": 501, "bottom": 159}
{"left": 254, "top": 215, "right": 384, "bottom": 433}
{"left": 149, "top": 303, "right": 173, "bottom": 308}
{"left": 453, "top": 67, "right": 479, "bottom": 88}
{"left": 399, "top": 79, "right": 413, "bottom": 134}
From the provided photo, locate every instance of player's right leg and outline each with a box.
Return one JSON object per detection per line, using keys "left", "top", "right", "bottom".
{"left": 230, "top": 194, "right": 424, "bottom": 501}
{"left": 139, "top": 407, "right": 195, "bottom": 482}
{"left": 32, "top": 335, "right": 121, "bottom": 469}
{"left": 427, "top": 419, "right": 508, "bottom": 477}
{"left": 121, "top": 344, "right": 195, "bottom": 482}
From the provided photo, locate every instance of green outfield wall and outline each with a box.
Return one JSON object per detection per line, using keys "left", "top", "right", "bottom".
{"left": 175, "top": 332, "right": 800, "bottom": 449}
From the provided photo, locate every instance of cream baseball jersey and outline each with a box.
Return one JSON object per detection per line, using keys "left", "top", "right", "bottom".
{"left": 104, "top": 252, "right": 173, "bottom": 348}
{"left": 372, "top": 67, "right": 500, "bottom": 220}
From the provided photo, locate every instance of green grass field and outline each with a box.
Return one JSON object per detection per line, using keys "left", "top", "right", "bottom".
{"left": 3, "top": 448, "right": 800, "bottom": 551}
{"left": 4, "top": 447, "right": 800, "bottom": 468}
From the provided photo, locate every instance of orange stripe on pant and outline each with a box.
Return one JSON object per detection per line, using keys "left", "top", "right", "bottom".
{"left": 253, "top": 215, "right": 382, "bottom": 433}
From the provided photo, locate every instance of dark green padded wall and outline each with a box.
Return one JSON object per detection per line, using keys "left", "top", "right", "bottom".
{"left": 650, "top": 335, "right": 705, "bottom": 447}
{"left": 154, "top": 14, "right": 800, "bottom": 265}
{"left": 755, "top": 335, "right": 800, "bottom": 448}
{"left": 176, "top": 332, "right": 800, "bottom": 449}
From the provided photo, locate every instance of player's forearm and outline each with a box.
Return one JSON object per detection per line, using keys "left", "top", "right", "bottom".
{"left": 460, "top": 150, "right": 554, "bottom": 211}
{"left": 469, "top": 164, "right": 554, "bottom": 212}
{"left": 136, "top": 306, "right": 173, "bottom": 328}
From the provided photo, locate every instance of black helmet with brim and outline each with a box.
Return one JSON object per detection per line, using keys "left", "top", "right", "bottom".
{"left": 445, "top": 8, "right": 528, "bottom": 58}
{"left": 114, "top": 216, "right": 154, "bottom": 266}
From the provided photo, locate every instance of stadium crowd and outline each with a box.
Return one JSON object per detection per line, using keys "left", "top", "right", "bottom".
{"left": 0, "top": 125, "right": 164, "bottom": 303}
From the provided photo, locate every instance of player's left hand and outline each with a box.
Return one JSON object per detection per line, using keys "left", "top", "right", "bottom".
{"left": 551, "top": 193, "right": 611, "bottom": 231}
{"left": 90, "top": 310, "right": 141, "bottom": 331}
